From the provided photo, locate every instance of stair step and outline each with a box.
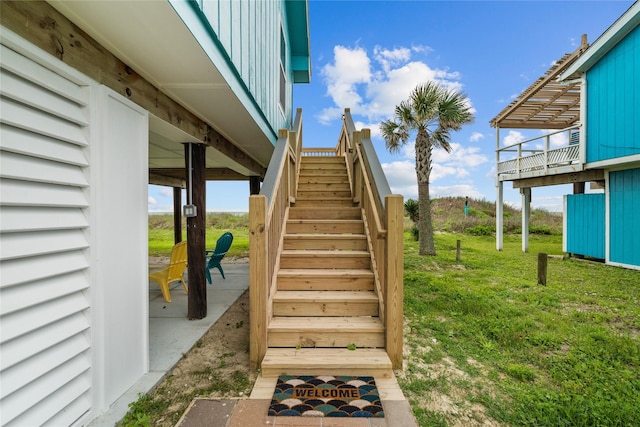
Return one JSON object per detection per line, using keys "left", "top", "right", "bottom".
{"left": 293, "top": 198, "right": 355, "bottom": 208}
{"left": 283, "top": 234, "right": 366, "bottom": 250}
{"left": 301, "top": 156, "right": 344, "bottom": 163}
{"left": 298, "top": 182, "right": 351, "bottom": 191}
{"left": 280, "top": 250, "right": 370, "bottom": 269}
{"left": 299, "top": 168, "right": 348, "bottom": 176}
{"left": 261, "top": 348, "right": 392, "bottom": 377}
{"left": 297, "top": 191, "right": 352, "bottom": 199}
{"left": 273, "top": 291, "right": 379, "bottom": 316}
{"left": 268, "top": 316, "right": 384, "bottom": 348}
{"left": 277, "top": 269, "right": 374, "bottom": 291}
{"left": 299, "top": 176, "right": 350, "bottom": 184}
{"left": 289, "top": 207, "right": 361, "bottom": 220}
{"left": 287, "top": 219, "right": 364, "bottom": 234}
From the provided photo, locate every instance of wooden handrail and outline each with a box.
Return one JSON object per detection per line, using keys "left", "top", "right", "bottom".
{"left": 249, "top": 109, "right": 302, "bottom": 369}
{"left": 342, "top": 109, "right": 404, "bottom": 369}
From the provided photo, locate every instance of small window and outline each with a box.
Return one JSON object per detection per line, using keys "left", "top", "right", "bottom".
{"left": 279, "top": 25, "right": 286, "bottom": 113}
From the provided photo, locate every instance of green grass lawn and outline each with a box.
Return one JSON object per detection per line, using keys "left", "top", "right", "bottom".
{"left": 148, "top": 213, "right": 249, "bottom": 257}
{"left": 402, "top": 233, "right": 640, "bottom": 426}
{"left": 146, "top": 213, "right": 639, "bottom": 426}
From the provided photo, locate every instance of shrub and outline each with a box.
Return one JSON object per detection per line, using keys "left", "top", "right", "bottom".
{"left": 465, "top": 225, "right": 495, "bottom": 236}
{"left": 410, "top": 226, "right": 419, "bottom": 241}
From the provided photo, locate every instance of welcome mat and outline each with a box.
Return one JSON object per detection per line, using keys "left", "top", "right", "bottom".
{"left": 268, "top": 375, "right": 384, "bottom": 418}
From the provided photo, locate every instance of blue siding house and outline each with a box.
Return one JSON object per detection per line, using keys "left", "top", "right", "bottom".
{"left": 560, "top": 3, "right": 640, "bottom": 269}
{"left": 491, "top": 2, "right": 639, "bottom": 270}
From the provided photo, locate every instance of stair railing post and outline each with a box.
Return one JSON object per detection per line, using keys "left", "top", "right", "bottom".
{"left": 249, "top": 194, "right": 268, "bottom": 369}
{"left": 385, "top": 194, "right": 404, "bottom": 370}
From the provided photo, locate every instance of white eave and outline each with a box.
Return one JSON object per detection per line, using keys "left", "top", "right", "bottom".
{"left": 48, "top": 0, "right": 274, "bottom": 175}
{"left": 560, "top": 1, "right": 640, "bottom": 81}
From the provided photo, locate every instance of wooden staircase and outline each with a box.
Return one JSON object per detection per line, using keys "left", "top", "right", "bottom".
{"left": 261, "top": 155, "right": 392, "bottom": 377}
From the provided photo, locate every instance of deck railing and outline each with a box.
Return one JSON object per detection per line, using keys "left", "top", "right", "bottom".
{"left": 249, "top": 109, "right": 302, "bottom": 369}
{"left": 497, "top": 125, "right": 582, "bottom": 179}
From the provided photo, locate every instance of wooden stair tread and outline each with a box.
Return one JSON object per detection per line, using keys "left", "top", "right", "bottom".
{"left": 269, "top": 316, "right": 383, "bottom": 331}
{"left": 281, "top": 250, "right": 369, "bottom": 257}
{"left": 278, "top": 268, "right": 373, "bottom": 276}
{"left": 261, "top": 348, "right": 392, "bottom": 377}
{"left": 274, "top": 290, "right": 378, "bottom": 301}
{"left": 284, "top": 234, "right": 365, "bottom": 239}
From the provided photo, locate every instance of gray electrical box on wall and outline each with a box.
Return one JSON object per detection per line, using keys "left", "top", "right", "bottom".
{"left": 183, "top": 204, "right": 197, "bottom": 217}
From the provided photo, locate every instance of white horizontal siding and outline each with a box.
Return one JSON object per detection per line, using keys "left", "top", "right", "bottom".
{"left": 0, "top": 45, "right": 88, "bottom": 106}
{"left": 0, "top": 250, "right": 90, "bottom": 287}
{"left": 1, "top": 124, "right": 89, "bottom": 166}
{"left": 0, "top": 314, "right": 90, "bottom": 371}
{"left": 1, "top": 271, "right": 89, "bottom": 315}
{"left": 0, "top": 179, "right": 89, "bottom": 208}
{"left": 0, "top": 206, "right": 89, "bottom": 233}
{"left": 0, "top": 39, "right": 93, "bottom": 425}
{"left": 0, "top": 150, "right": 89, "bottom": 187}
{"left": 0, "top": 97, "right": 88, "bottom": 147}
{"left": 1, "top": 353, "right": 90, "bottom": 425}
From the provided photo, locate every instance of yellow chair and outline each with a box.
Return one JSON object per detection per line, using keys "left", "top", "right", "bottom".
{"left": 149, "top": 241, "right": 188, "bottom": 302}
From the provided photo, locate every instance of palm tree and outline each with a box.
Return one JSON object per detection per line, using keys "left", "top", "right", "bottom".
{"left": 381, "top": 82, "right": 474, "bottom": 255}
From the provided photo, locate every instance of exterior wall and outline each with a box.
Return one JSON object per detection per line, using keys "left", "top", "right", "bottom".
{"left": 586, "top": 24, "right": 640, "bottom": 163}
{"left": 0, "top": 29, "right": 149, "bottom": 424}
{"left": 176, "top": 0, "right": 296, "bottom": 140}
{"left": 564, "top": 194, "right": 605, "bottom": 259}
{"left": 609, "top": 168, "right": 640, "bottom": 268}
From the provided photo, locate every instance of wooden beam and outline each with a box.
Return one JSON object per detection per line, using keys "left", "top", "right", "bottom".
{"left": 185, "top": 143, "right": 207, "bottom": 320}
{"left": 149, "top": 168, "right": 250, "bottom": 181}
{"left": 512, "top": 169, "right": 605, "bottom": 188}
{"left": 149, "top": 172, "right": 186, "bottom": 188}
{"left": 173, "top": 187, "right": 183, "bottom": 244}
{"left": 1, "top": 0, "right": 265, "bottom": 176}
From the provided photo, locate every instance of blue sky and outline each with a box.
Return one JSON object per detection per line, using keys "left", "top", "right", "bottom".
{"left": 148, "top": 0, "right": 634, "bottom": 213}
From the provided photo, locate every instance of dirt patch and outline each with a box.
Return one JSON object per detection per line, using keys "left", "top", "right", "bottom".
{"left": 127, "top": 272, "right": 254, "bottom": 426}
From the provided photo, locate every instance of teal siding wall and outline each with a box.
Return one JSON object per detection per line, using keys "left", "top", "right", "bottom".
{"left": 566, "top": 194, "right": 605, "bottom": 259}
{"left": 586, "top": 24, "right": 640, "bottom": 163}
{"left": 192, "top": 0, "right": 297, "bottom": 138}
{"left": 609, "top": 168, "right": 640, "bottom": 267}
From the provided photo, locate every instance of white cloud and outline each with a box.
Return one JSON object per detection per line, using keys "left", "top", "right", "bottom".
{"left": 318, "top": 43, "right": 468, "bottom": 124}
{"left": 148, "top": 196, "right": 157, "bottom": 205}
{"left": 503, "top": 130, "right": 525, "bottom": 147}
{"left": 159, "top": 187, "right": 174, "bottom": 198}
{"left": 469, "top": 132, "right": 484, "bottom": 142}
{"left": 319, "top": 45, "right": 372, "bottom": 122}
{"left": 432, "top": 143, "right": 488, "bottom": 168}
{"left": 373, "top": 46, "right": 412, "bottom": 73}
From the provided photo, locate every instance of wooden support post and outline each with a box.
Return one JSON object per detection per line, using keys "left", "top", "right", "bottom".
{"left": 185, "top": 143, "right": 207, "bottom": 320}
{"left": 173, "top": 187, "right": 182, "bottom": 244}
{"left": 249, "top": 176, "right": 261, "bottom": 195}
{"left": 521, "top": 187, "right": 531, "bottom": 253}
{"left": 456, "top": 240, "right": 461, "bottom": 262}
{"left": 538, "top": 253, "right": 548, "bottom": 286}
{"left": 496, "top": 181, "right": 504, "bottom": 251}
{"left": 249, "top": 195, "right": 268, "bottom": 369}
{"left": 385, "top": 194, "right": 404, "bottom": 370}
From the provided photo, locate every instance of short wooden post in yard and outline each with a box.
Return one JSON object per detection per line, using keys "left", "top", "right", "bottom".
{"left": 538, "top": 252, "right": 548, "bottom": 286}
{"left": 456, "top": 240, "right": 461, "bottom": 262}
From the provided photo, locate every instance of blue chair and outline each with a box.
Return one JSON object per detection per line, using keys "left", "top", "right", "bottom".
{"left": 205, "top": 232, "right": 233, "bottom": 284}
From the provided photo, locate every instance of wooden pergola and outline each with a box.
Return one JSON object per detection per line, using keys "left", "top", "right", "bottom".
{"left": 491, "top": 35, "right": 589, "bottom": 131}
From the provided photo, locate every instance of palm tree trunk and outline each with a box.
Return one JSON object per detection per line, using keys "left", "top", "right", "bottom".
{"left": 415, "top": 132, "right": 436, "bottom": 256}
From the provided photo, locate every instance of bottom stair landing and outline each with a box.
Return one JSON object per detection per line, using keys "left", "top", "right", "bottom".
{"left": 260, "top": 348, "right": 392, "bottom": 378}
